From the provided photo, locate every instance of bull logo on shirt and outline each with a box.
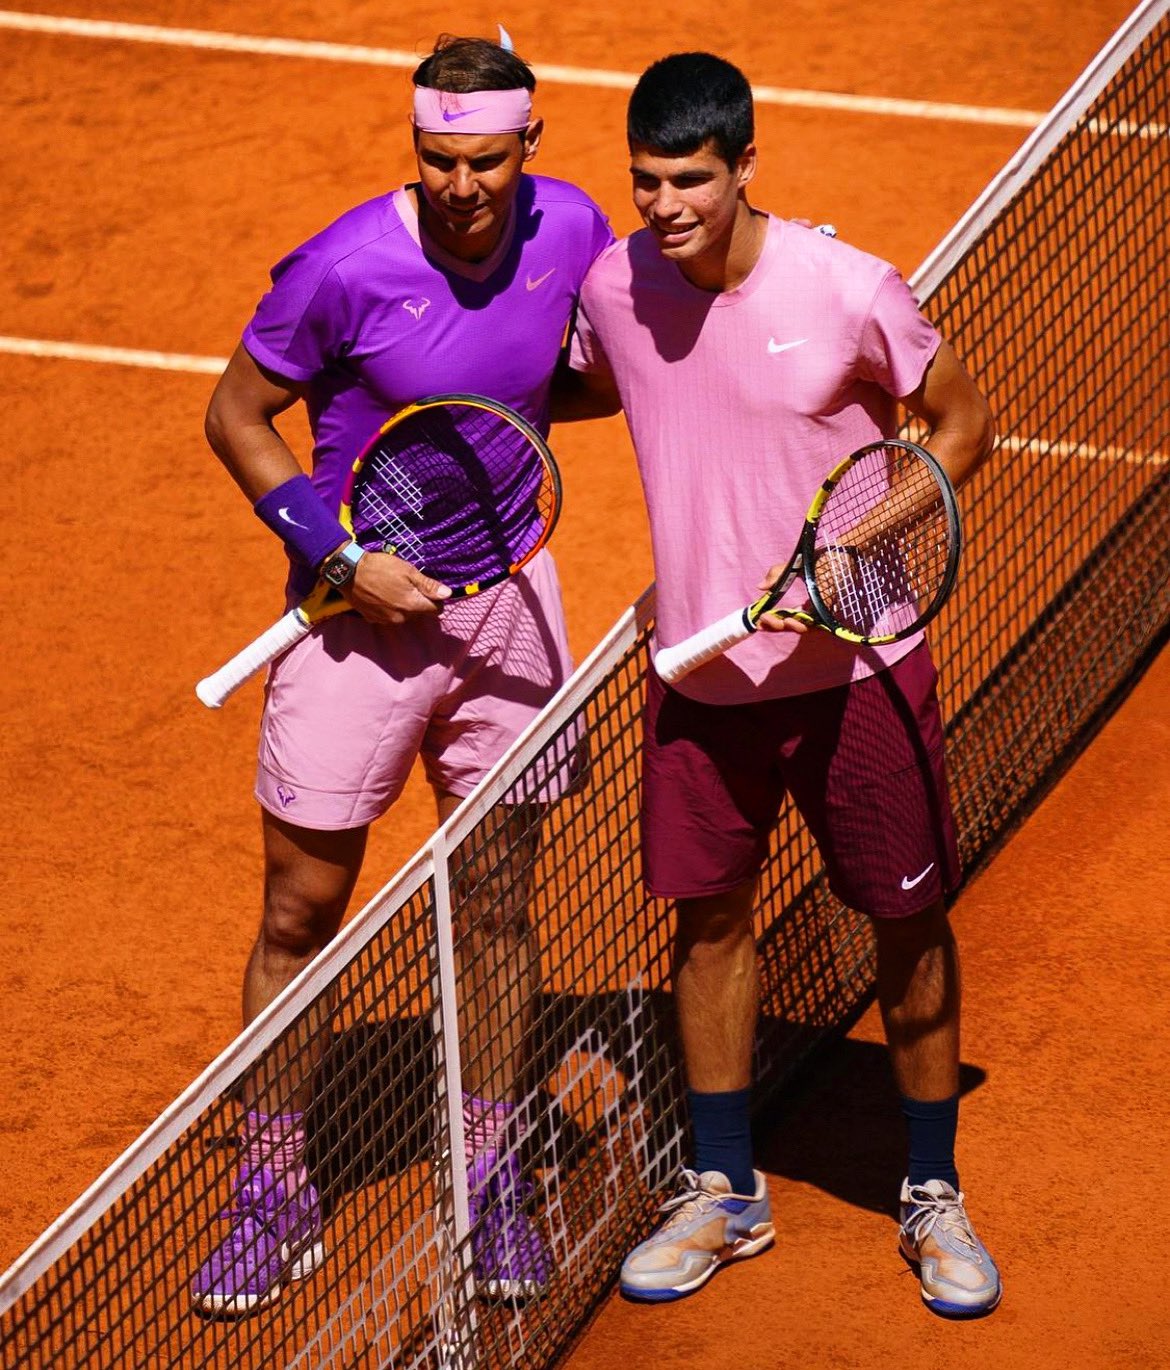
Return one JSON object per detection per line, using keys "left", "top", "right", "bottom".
{"left": 403, "top": 298, "right": 431, "bottom": 320}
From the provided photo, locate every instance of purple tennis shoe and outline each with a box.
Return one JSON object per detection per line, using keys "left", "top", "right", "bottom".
{"left": 191, "top": 1166, "right": 324, "bottom": 1317}
{"left": 469, "top": 1150, "right": 549, "bottom": 1302}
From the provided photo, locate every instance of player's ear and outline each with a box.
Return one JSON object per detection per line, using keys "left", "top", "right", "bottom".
{"left": 521, "top": 117, "right": 544, "bottom": 161}
{"left": 736, "top": 143, "right": 758, "bottom": 191}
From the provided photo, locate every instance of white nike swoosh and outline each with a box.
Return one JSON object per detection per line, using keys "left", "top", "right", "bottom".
{"left": 767, "top": 337, "right": 808, "bottom": 355}
{"left": 526, "top": 268, "right": 555, "bottom": 291}
{"left": 277, "top": 506, "right": 309, "bottom": 529}
{"left": 901, "top": 863, "right": 936, "bottom": 891}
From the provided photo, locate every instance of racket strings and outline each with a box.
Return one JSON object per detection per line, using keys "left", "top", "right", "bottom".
{"left": 349, "top": 405, "right": 555, "bottom": 586}
{"left": 358, "top": 455, "right": 428, "bottom": 564}
{"left": 812, "top": 445, "right": 952, "bottom": 635}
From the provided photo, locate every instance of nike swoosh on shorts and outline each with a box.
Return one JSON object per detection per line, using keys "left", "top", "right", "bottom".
{"left": 901, "top": 863, "right": 936, "bottom": 891}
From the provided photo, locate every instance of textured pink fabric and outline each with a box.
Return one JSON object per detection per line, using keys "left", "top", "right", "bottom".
{"left": 255, "top": 551, "right": 572, "bottom": 829}
{"left": 571, "top": 215, "right": 942, "bottom": 703}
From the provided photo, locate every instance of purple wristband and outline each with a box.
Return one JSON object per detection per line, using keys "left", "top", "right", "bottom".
{"left": 253, "top": 474, "right": 349, "bottom": 569}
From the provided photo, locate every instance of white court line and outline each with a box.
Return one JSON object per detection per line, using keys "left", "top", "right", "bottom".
{"left": 3, "top": 333, "right": 1168, "bottom": 471}
{"left": 1000, "top": 433, "right": 1169, "bottom": 467}
{"left": 0, "top": 334, "right": 226, "bottom": 373}
{"left": 0, "top": 9, "right": 1048, "bottom": 128}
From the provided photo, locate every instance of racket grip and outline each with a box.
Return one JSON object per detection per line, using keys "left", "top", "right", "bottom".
{"left": 653, "top": 608, "right": 753, "bottom": 684}
{"left": 195, "top": 609, "right": 311, "bottom": 709}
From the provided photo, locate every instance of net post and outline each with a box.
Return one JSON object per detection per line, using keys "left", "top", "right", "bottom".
{"left": 428, "top": 824, "right": 480, "bottom": 1350}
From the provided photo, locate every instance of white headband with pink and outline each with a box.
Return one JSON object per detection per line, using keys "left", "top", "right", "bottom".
{"left": 412, "top": 86, "right": 533, "bottom": 135}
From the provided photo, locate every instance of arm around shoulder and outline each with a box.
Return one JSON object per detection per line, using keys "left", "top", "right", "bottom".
{"left": 548, "top": 354, "right": 622, "bottom": 423}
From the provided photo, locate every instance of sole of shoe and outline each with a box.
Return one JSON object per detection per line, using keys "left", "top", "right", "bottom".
{"left": 919, "top": 1285, "right": 1003, "bottom": 1319}
{"left": 478, "top": 1276, "right": 547, "bottom": 1302}
{"left": 285, "top": 1237, "right": 327, "bottom": 1281}
{"left": 191, "top": 1286, "right": 282, "bottom": 1318}
{"left": 619, "top": 1224, "right": 775, "bottom": 1303}
{"left": 898, "top": 1242, "right": 1002, "bottom": 1319}
{"left": 190, "top": 1237, "right": 326, "bottom": 1319}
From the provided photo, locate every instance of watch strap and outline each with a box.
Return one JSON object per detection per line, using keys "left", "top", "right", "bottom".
{"left": 321, "top": 540, "right": 367, "bottom": 586}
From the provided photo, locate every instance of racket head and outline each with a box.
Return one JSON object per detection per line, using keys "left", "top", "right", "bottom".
{"left": 341, "top": 394, "right": 562, "bottom": 596}
{"left": 800, "top": 438, "right": 961, "bottom": 643}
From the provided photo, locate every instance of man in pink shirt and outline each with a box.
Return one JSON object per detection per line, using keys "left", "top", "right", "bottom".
{"left": 559, "top": 52, "right": 1001, "bottom": 1317}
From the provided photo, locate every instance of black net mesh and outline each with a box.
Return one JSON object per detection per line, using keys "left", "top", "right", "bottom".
{"left": 3, "top": 8, "right": 1169, "bottom": 1367}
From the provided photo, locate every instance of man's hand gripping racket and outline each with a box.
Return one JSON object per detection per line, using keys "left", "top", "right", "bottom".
{"left": 653, "top": 439, "right": 961, "bottom": 685}
{"left": 196, "top": 394, "right": 562, "bottom": 708}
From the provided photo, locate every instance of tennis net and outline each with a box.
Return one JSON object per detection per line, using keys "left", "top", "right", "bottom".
{"left": 3, "top": 1, "right": 1168, "bottom": 1365}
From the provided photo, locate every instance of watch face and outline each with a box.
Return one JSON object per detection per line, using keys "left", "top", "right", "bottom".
{"left": 322, "top": 556, "right": 353, "bottom": 587}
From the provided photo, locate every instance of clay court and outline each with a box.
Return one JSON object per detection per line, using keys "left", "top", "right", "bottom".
{"left": 3, "top": 1, "right": 1168, "bottom": 1365}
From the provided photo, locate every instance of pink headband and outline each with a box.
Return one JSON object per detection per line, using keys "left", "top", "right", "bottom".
{"left": 412, "top": 86, "right": 533, "bottom": 134}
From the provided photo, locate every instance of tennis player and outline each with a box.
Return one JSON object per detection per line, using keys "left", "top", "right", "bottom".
{"left": 557, "top": 52, "right": 1001, "bottom": 1317}
{"left": 191, "top": 35, "right": 612, "bottom": 1316}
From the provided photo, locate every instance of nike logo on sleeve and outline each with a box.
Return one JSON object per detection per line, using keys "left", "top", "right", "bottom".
{"left": 767, "top": 337, "right": 808, "bottom": 355}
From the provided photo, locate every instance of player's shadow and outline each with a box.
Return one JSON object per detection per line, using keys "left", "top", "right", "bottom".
{"left": 306, "top": 985, "right": 979, "bottom": 1220}
{"left": 302, "top": 986, "right": 689, "bottom": 1212}
{"left": 303, "top": 1016, "right": 435, "bottom": 1210}
{"left": 751, "top": 1035, "right": 988, "bottom": 1217}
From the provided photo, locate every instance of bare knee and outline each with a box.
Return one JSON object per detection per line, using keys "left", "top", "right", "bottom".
{"left": 873, "top": 901, "right": 954, "bottom": 970}
{"left": 455, "top": 885, "right": 534, "bottom": 944}
{"left": 451, "top": 831, "right": 540, "bottom": 943}
{"left": 676, "top": 883, "right": 756, "bottom": 958}
{"left": 260, "top": 885, "right": 343, "bottom": 961}
{"left": 259, "top": 813, "right": 366, "bottom": 962}
{"left": 872, "top": 902, "right": 959, "bottom": 1012}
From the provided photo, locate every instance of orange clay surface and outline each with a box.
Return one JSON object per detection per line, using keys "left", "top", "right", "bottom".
{"left": 2, "top": 1, "right": 1167, "bottom": 1365}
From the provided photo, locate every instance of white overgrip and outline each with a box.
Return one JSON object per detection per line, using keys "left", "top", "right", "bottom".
{"left": 652, "top": 607, "right": 753, "bottom": 684}
{"left": 195, "top": 609, "right": 311, "bottom": 709}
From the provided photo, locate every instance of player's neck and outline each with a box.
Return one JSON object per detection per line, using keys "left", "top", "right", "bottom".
{"left": 678, "top": 204, "right": 766, "bottom": 294}
{"left": 415, "top": 192, "right": 509, "bottom": 265}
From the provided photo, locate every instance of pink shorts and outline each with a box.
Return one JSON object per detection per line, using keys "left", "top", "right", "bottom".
{"left": 256, "top": 550, "right": 572, "bottom": 830}
{"left": 641, "top": 642, "right": 960, "bottom": 917}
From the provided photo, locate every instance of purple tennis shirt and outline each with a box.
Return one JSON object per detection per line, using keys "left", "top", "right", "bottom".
{"left": 243, "top": 174, "right": 612, "bottom": 591}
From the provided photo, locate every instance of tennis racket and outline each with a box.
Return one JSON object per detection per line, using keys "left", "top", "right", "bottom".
{"left": 196, "top": 394, "right": 562, "bottom": 709}
{"left": 653, "top": 438, "right": 961, "bottom": 685}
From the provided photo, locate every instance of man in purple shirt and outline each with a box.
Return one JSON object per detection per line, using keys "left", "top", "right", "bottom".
{"left": 192, "top": 34, "right": 612, "bottom": 1316}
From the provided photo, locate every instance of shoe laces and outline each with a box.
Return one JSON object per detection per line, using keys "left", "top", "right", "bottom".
{"left": 902, "top": 1184, "right": 980, "bottom": 1256}
{"left": 215, "top": 1172, "right": 282, "bottom": 1242}
{"left": 657, "top": 1169, "right": 722, "bottom": 1232}
{"left": 469, "top": 1154, "right": 534, "bottom": 1227}
{"left": 214, "top": 1200, "right": 270, "bottom": 1257}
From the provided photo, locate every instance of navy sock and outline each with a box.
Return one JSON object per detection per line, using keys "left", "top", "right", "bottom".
{"left": 688, "top": 1087, "right": 755, "bottom": 1195}
{"left": 900, "top": 1093, "right": 960, "bottom": 1189}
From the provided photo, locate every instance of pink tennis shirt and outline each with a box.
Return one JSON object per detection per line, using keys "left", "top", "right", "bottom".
{"left": 569, "top": 215, "right": 942, "bottom": 703}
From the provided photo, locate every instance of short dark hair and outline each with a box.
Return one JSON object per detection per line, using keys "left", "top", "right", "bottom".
{"left": 413, "top": 35, "right": 536, "bottom": 93}
{"left": 627, "top": 52, "right": 754, "bottom": 167}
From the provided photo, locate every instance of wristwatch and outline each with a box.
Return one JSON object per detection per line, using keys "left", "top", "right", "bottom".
{"left": 320, "top": 540, "right": 367, "bottom": 588}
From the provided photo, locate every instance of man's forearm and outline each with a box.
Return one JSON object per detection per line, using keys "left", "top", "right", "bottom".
{"left": 548, "top": 358, "right": 622, "bottom": 424}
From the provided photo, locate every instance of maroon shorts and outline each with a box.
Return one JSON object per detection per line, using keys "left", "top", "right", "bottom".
{"left": 640, "top": 642, "right": 960, "bottom": 917}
